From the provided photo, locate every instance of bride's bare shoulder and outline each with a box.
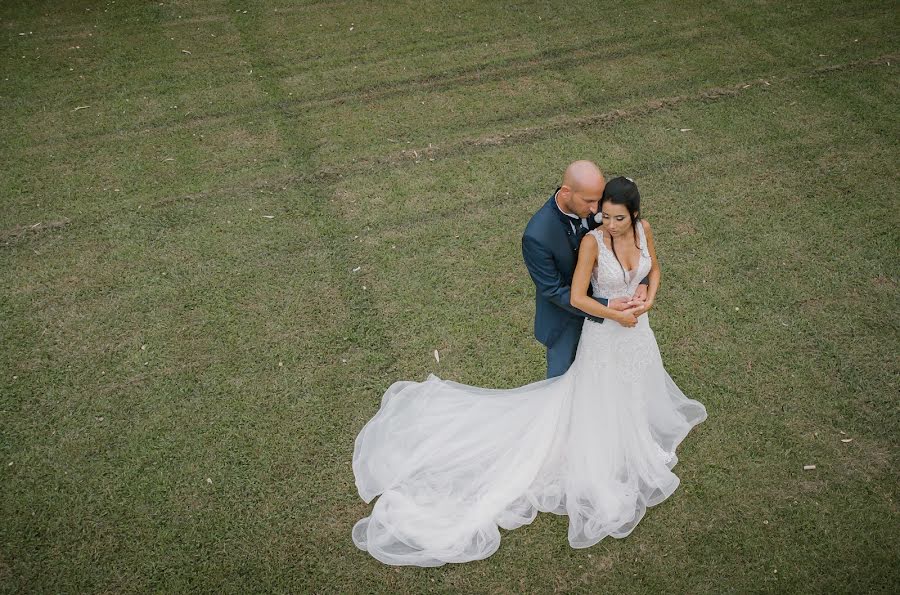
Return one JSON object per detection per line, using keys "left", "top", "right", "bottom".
{"left": 579, "top": 232, "right": 600, "bottom": 253}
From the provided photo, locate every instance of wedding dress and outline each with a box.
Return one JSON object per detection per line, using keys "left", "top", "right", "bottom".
{"left": 352, "top": 223, "right": 707, "bottom": 566}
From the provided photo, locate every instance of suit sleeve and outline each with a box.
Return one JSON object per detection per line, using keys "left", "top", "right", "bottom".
{"left": 522, "top": 233, "right": 607, "bottom": 319}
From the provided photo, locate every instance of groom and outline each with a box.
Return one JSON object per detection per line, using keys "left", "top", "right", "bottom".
{"left": 522, "top": 160, "right": 647, "bottom": 378}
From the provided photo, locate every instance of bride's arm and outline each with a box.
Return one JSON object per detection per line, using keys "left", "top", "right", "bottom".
{"left": 571, "top": 236, "right": 638, "bottom": 327}
{"left": 632, "top": 219, "right": 661, "bottom": 316}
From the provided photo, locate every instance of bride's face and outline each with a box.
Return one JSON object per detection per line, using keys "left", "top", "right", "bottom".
{"left": 600, "top": 202, "right": 633, "bottom": 236}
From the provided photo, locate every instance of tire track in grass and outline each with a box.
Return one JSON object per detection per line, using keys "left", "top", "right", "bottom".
{"left": 281, "top": 28, "right": 705, "bottom": 108}
{"left": 342, "top": 52, "right": 899, "bottom": 171}
{"left": 5, "top": 52, "right": 894, "bottom": 238}
{"left": 228, "top": 0, "right": 396, "bottom": 388}
{"left": 17, "top": 23, "right": 703, "bottom": 150}
{"left": 225, "top": 1, "right": 398, "bottom": 560}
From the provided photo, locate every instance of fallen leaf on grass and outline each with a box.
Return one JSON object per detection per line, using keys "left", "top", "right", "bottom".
{"left": 262, "top": 215, "right": 274, "bottom": 219}
{"left": 840, "top": 438, "right": 853, "bottom": 443}
{"left": 434, "top": 350, "right": 440, "bottom": 363}
{"left": 72, "top": 105, "right": 91, "bottom": 111}
{"left": 181, "top": 49, "right": 192, "bottom": 54}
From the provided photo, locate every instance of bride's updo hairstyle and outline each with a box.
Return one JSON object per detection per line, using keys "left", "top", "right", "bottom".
{"left": 601, "top": 176, "right": 641, "bottom": 248}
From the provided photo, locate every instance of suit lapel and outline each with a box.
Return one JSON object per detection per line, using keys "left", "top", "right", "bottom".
{"left": 548, "top": 190, "right": 582, "bottom": 253}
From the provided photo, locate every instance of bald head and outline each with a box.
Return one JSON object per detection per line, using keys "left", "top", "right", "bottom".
{"left": 557, "top": 160, "right": 606, "bottom": 218}
{"left": 562, "top": 160, "right": 604, "bottom": 194}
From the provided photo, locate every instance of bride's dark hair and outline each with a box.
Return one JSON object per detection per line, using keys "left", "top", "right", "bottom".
{"left": 600, "top": 176, "right": 641, "bottom": 281}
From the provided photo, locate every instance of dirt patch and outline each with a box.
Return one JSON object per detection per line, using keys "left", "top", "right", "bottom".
{"left": 0, "top": 218, "right": 71, "bottom": 247}
{"left": 811, "top": 53, "right": 896, "bottom": 75}
{"left": 674, "top": 222, "right": 698, "bottom": 236}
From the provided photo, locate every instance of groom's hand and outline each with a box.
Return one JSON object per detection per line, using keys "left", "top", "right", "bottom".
{"left": 630, "top": 284, "right": 648, "bottom": 304}
{"left": 607, "top": 297, "right": 631, "bottom": 311}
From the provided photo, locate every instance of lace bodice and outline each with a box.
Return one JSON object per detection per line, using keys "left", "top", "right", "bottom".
{"left": 588, "top": 223, "right": 651, "bottom": 300}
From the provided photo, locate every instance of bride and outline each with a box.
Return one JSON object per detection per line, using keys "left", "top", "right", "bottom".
{"left": 351, "top": 176, "right": 707, "bottom": 566}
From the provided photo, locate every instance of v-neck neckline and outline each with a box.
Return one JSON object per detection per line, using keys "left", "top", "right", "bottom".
{"left": 597, "top": 228, "right": 641, "bottom": 272}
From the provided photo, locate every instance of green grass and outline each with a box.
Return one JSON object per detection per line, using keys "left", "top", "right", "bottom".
{"left": 1, "top": 0, "right": 898, "bottom": 592}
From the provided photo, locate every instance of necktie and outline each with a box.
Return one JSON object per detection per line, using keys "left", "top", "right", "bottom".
{"left": 575, "top": 219, "right": 588, "bottom": 240}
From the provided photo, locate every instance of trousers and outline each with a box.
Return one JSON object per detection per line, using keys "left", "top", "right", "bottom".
{"left": 545, "top": 323, "right": 582, "bottom": 378}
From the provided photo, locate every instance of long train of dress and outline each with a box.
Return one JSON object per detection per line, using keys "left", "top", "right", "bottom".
{"left": 351, "top": 314, "right": 707, "bottom": 566}
{"left": 352, "top": 224, "right": 707, "bottom": 566}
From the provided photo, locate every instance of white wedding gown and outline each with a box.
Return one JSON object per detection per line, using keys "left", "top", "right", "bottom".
{"left": 352, "top": 224, "right": 707, "bottom": 566}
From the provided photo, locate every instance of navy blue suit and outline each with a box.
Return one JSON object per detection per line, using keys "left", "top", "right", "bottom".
{"left": 522, "top": 190, "right": 607, "bottom": 378}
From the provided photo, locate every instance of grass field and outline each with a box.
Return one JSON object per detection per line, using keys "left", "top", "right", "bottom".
{"left": 1, "top": 0, "right": 898, "bottom": 592}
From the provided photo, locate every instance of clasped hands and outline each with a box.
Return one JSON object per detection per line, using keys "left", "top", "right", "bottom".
{"left": 607, "top": 285, "right": 651, "bottom": 328}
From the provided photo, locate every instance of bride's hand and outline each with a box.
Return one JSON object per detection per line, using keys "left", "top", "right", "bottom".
{"left": 614, "top": 310, "right": 639, "bottom": 327}
{"left": 629, "top": 300, "right": 654, "bottom": 318}
{"left": 607, "top": 297, "right": 631, "bottom": 311}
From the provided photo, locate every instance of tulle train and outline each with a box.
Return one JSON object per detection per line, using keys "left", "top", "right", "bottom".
{"left": 352, "top": 316, "right": 707, "bottom": 566}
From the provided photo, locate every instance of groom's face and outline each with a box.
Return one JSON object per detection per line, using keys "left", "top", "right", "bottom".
{"left": 567, "top": 183, "right": 605, "bottom": 218}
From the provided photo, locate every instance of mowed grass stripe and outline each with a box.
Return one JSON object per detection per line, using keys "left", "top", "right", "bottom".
{"left": 2, "top": 4, "right": 365, "bottom": 590}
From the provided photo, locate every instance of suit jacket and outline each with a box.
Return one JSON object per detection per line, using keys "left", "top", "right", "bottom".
{"left": 522, "top": 190, "right": 607, "bottom": 346}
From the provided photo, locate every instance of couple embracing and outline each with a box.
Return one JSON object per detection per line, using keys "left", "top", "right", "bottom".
{"left": 351, "top": 160, "right": 707, "bottom": 567}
